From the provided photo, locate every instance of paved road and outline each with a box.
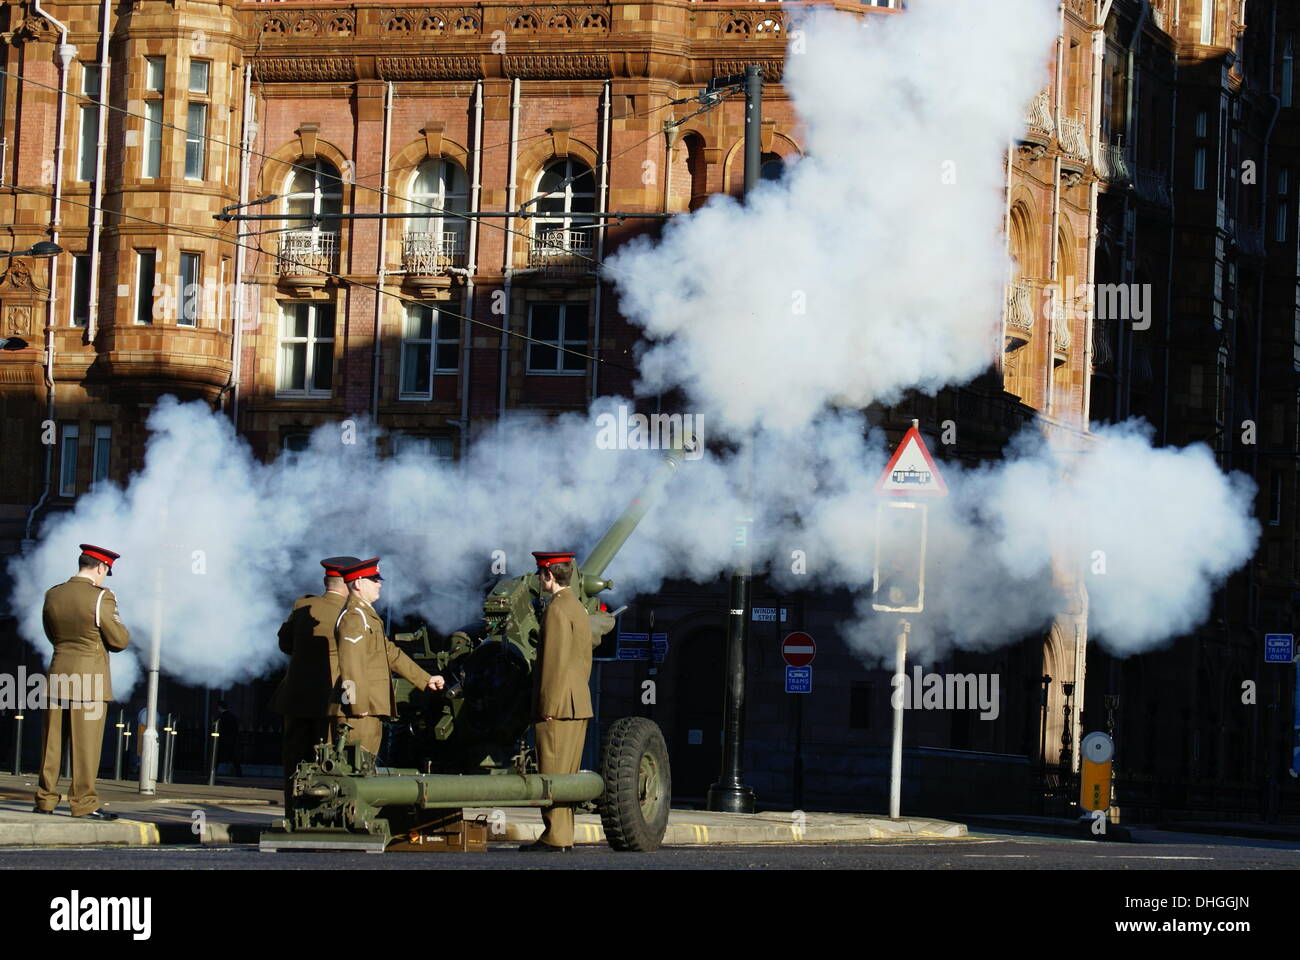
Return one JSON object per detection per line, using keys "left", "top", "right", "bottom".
{"left": 1, "top": 831, "right": 1296, "bottom": 869}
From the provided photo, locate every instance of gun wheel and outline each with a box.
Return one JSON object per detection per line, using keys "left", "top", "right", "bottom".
{"left": 597, "top": 717, "right": 671, "bottom": 851}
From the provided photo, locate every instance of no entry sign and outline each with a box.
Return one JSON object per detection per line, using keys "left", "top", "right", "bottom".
{"left": 782, "top": 632, "right": 816, "bottom": 668}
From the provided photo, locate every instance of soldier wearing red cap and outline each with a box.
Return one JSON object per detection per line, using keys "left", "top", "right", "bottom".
{"left": 333, "top": 558, "right": 444, "bottom": 757}
{"left": 270, "top": 555, "right": 357, "bottom": 811}
{"left": 33, "top": 544, "right": 130, "bottom": 819}
{"left": 521, "top": 551, "right": 592, "bottom": 852}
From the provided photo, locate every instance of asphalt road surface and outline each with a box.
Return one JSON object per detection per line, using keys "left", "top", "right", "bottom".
{"left": 1, "top": 830, "right": 1297, "bottom": 869}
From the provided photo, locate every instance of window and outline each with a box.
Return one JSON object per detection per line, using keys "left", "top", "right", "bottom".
{"left": 1278, "top": 168, "right": 1291, "bottom": 244}
{"left": 281, "top": 432, "right": 312, "bottom": 458}
{"left": 178, "top": 252, "right": 200, "bottom": 326}
{"left": 70, "top": 255, "right": 91, "bottom": 327}
{"left": 1270, "top": 472, "right": 1283, "bottom": 526}
{"left": 76, "top": 65, "right": 101, "bottom": 183}
{"left": 527, "top": 302, "right": 588, "bottom": 374}
{"left": 277, "top": 302, "right": 335, "bottom": 395}
{"left": 400, "top": 303, "right": 460, "bottom": 399}
{"left": 185, "top": 102, "right": 206, "bottom": 180}
{"left": 92, "top": 425, "right": 111, "bottom": 486}
{"left": 391, "top": 433, "right": 454, "bottom": 461}
{"left": 408, "top": 159, "right": 469, "bottom": 247}
{"left": 143, "top": 101, "right": 163, "bottom": 178}
{"left": 1194, "top": 147, "right": 1208, "bottom": 190}
{"left": 145, "top": 57, "right": 165, "bottom": 93}
{"left": 1196, "top": 109, "right": 1208, "bottom": 138}
{"left": 1200, "top": 0, "right": 1214, "bottom": 45}
{"left": 532, "top": 158, "right": 595, "bottom": 253}
{"left": 759, "top": 153, "right": 786, "bottom": 182}
{"left": 134, "top": 250, "right": 156, "bottom": 325}
{"left": 188, "top": 60, "right": 210, "bottom": 94}
{"left": 285, "top": 159, "right": 343, "bottom": 228}
{"left": 59, "top": 424, "right": 79, "bottom": 497}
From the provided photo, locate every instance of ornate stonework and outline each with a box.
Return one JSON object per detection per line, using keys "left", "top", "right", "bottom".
{"left": 503, "top": 54, "right": 611, "bottom": 80}
{"left": 5, "top": 305, "right": 32, "bottom": 337}
{"left": 379, "top": 7, "right": 481, "bottom": 36}
{"left": 714, "top": 60, "right": 784, "bottom": 83}
{"left": 377, "top": 56, "right": 485, "bottom": 81}
{"left": 719, "top": 10, "right": 790, "bottom": 39}
{"left": 253, "top": 58, "right": 357, "bottom": 83}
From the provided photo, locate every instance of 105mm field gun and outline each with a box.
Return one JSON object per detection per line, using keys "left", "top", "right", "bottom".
{"left": 263, "top": 443, "right": 688, "bottom": 853}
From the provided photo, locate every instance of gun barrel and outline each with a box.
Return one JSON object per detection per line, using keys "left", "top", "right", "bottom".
{"left": 579, "top": 447, "right": 686, "bottom": 579}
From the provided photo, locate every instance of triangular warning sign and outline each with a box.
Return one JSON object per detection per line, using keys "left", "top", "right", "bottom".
{"left": 874, "top": 426, "right": 949, "bottom": 497}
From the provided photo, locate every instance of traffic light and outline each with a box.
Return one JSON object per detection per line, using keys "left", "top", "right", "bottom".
{"left": 872, "top": 501, "right": 927, "bottom": 613}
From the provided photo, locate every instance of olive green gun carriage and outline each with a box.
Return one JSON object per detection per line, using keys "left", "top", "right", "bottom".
{"left": 260, "top": 446, "right": 686, "bottom": 854}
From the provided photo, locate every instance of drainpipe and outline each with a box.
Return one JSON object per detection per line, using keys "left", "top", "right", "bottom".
{"left": 371, "top": 81, "right": 394, "bottom": 419}
{"left": 591, "top": 81, "right": 611, "bottom": 402}
{"left": 226, "top": 63, "right": 253, "bottom": 425}
{"left": 25, "top": 4, "right": 74, "bottom": 543}
{"left": 1085, "top": 0, "right": 1116, "bottom": 428}
{"left": 1117, "top": 0, "right": 1147, "bottom": 422}
{"left": 1048, "top": 1, "right": 1064, "bottom": 417}
{"left": 1162, "top": 65, "right": 1177, "bottom": 447}
{"left": 500, "top": 77, "right": 520, "bottom": 419}
{"left": 85, "top": 0, "right": 111, "bottom": 344}
{"left": 457, "top": 80, "right": 483, "bottom": 448}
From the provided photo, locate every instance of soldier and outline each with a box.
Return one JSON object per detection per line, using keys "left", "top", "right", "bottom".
{"left": 520, "top": 551, "right": 592, "bottom": 852}
{"left": 270, "top": 556, "right": 357, "bottom": 811}
{"left": 334, "top": 557, "right": 444, "bottom": 758}
{"left": 33, "top": 544, "right": 131, "bottom": 819}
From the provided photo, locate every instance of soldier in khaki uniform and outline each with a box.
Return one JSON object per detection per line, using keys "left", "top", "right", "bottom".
{"left": 521, "top": 551, "right": 592, "bottom": 852}
{"left": 33, "top": 544, "right": 130, "bottom": 819}
{"left": 270, "top": 555, "right": 357, "bottom": 811}
{"left": 333, "top": 558, "right": 443, "bottom": 758}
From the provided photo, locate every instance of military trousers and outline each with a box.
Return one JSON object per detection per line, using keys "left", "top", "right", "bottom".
{"left": 282, "top": 717, "right": 332, "bottom": 812}
{"left": 35, "top": 701, "right": 109, "bottom": 816}
{"left": 537, "top": 718, "right": 587, "bottom": 848}
{"left": 333, "top": 716, "right": 383, "bottom": 759}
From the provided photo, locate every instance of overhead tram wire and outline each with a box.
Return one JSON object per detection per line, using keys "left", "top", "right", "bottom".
{"left": 0, "top": 68, "right": 740, "bottom": 278}
{"left": 0, "top": 180, "right": 637, "bottom": 375}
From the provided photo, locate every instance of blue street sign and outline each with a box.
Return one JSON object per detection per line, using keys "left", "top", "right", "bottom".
{"left": 785, "top": 665, "right": 812, "bottom": 694}
{"left": 617, "top": 632, "right": 650, "bottom": 661}
{"left": 651, "top": 632, "right": 668, "bottom": 663}
{"left": 1265, "top": 634, "right": 1294, "bottom": 663}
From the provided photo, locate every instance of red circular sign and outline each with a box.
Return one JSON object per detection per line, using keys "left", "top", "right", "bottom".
{"left": 781, "top": 632, "right": 816, "bottom": 667}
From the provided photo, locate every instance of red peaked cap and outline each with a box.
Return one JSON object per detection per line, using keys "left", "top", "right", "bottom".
{"left": 79, "top": 544, "right": 120, "bottom": 575}
{"left": 321, "top": 555, "right": 362, "bottom": 578}
{"left": 339, "top": 558, "right": 384, "bottom": 583}
{"left": 532, "top": 551, "right": 576, "bottom": 568}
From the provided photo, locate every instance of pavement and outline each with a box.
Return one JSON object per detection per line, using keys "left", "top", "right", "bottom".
{"left": 0, "top": 772, "right": 965, "bottom": 848}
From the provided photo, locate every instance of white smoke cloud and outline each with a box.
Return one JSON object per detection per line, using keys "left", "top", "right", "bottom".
{"left": 605, "top": 2, "right": 1060, "bottom": 436}
{"left": 8, "top": 1, "right": 1261, "bottom": 698}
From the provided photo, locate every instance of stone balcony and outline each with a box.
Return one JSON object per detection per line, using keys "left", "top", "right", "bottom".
{"left": 1018, "top": 90, "right": 1054, "bottom": 159}
{"left": 402, "top": 230, "right": 468, "bottom": 291}
{"left": 527, "top": 227, "right": 596, "bottom": 277}
{"left": 1005, "top": 280, "right": 1034, "bottom": 350}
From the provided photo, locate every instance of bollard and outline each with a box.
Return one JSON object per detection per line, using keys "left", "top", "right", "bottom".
{"left": 113, "top": 709, "right": 125, "bottom": 781}
{"left": 207, "top": 719, "right": 220, "bottom": 786}
{"left": 161, "top": 714, "right": 174, "bottom": 785}
{"left": 11, "top": 712, "right": 23, "bottom": 776}
{"left": 165, "top": 720, "right": 178, "bottom": 784}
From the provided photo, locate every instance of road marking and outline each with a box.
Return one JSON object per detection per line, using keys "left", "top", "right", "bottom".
{"left": 963, "top": 854, "right": 1030, "bottom": 858}
{"left": 1104, "top": 856, "right": 1215, "bottom": 860}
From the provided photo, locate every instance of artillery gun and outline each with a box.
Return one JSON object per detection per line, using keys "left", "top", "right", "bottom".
{"left": 261, "top": 445, "right": 686, "bottom": 853}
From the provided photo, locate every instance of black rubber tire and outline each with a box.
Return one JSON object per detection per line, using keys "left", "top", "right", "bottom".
{"left": 597, "top": 717, "right": 671, "bottom": 852}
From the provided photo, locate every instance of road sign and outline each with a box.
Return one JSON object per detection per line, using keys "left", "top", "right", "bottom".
{"left": 785, "top": 666, "right": 812, "bottom": 694}
{"left": 651, "top": 633, "right": 668, "bottom": 663}
{"left": 752, "top": 607, "right": 789, "bottom": 623}
{"left": 782, "top": 632, "right": 816, "bottom": 667}
{"left": 871, "top": 500, "right": 928, "bottom": 613}
{"left": 617, "top": 632, "right": 668, "bottom": 663}
{"left": 874, "top": 425, "right": 949, "bottom": 497}
{"left": 1265, "top": 634, "right": 1294, "bottom": 663}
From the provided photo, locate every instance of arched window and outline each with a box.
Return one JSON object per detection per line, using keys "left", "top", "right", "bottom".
{"left": 529, "top": 159, "right": 596, "bottom": 270}
{"left": 759, "top": 152, "right": 786, "bottom": 182}
{"left": 280, "top": 160, "right": 343, "bottom": 279}
{"left": 407, "top": 159, "right": 469, "bottom": 266}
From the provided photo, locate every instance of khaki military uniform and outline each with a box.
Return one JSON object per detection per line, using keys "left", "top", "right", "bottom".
{"left": 270, "top": 591, "right": 346, "bottom": 809}
{"left": 35, "top": 576, "right": 130, "bottom": 816}
{"left": 334, "top": 595, "right": 431, "bottom": 758}
{"left": 533, "top": 588, "right": 593, "bottom": 848}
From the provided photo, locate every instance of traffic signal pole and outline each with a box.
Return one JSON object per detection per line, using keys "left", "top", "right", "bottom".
{"left": 707, "top": 64, "right": 762, "bottom": 815}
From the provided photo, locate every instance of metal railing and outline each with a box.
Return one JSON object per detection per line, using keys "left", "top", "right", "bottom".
{"left": 1096, "top": 140, "right": 1130, "bottom": 183}
{"left": 1056, "top": 117, "right": 1091, "bottom": 164}
{"left": 1006, "top": 280, "right": 1035, "bottom": 339}
{"left": 1050, "top": 296, "right": 1072, "bottom": 355}
{"left": 528, "top": 226, "right": 595, "bottom": 274}
{"left": 277, "top": 230, "right": 339, "bottom": 277}
{"left": 1091, "top": 318, "right": 1113, "bottom": 368}
{"left": 1135, "top": 166, "right": 1171, "bottom": 206}
{"left": 402, "top": 230, "right": 468, "bottom": 275}
{"left": 1150, "top": 4, "right": 1168, "bottom": 32}
{"left": 1023, "top": 90, "right": 1054, "bottom": 140}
